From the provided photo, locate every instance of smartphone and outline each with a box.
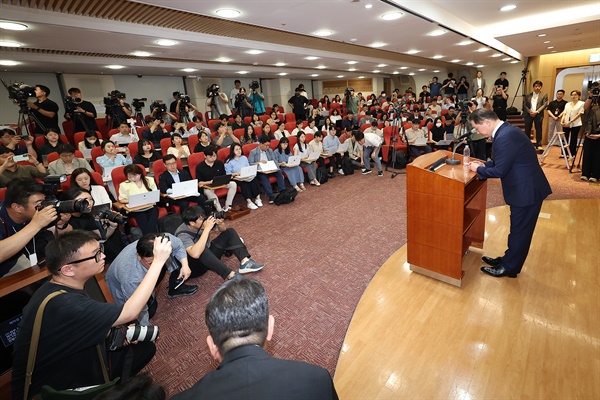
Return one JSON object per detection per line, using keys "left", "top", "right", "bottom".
{"left": 173, "top": 276, "right": 185, "bottom": 290}
{"left": 13, "top": 154, "right": 30, "bottom": 162}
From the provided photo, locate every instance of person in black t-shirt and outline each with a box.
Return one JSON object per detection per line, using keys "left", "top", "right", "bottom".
{"left": 547, "top": 90, "right": 567, "bottom": 140}
{"left": 64, "top": 87, "right": 98, "bottom": 132}
{"left": 493, "top": 72, "right": 510, "bottom": 91}
{"left": 25, "top": 84, "right": 60, "bottom": 135}
{"left": 288, "top": 88, "right": 309, "bottom": 121}
{"left": 456, "top": 76, "right": 470, "bottom": 101}
{"left": 441, "top": 73, "right": 457, "bottom": 97}
{"left": 109, "top": 97, "right": 133, "bottom": 129}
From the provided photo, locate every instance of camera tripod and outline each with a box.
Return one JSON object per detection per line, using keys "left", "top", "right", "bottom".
{"left": 385, "top": 114, "right": 410, "bottom": 178}
{"left": 133, "top": 107, "right": 147, "bottom": 127}
{"left": 17, "top": 103, "right": 45, "bottom": 137}
{"left": 70, "top": 108, "right": 91, "bottom": 133}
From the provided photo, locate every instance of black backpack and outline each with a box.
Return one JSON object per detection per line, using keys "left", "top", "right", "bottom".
{"left": 341, "top": 157, "right": 355, "bottom": 175}
{"left": 316, "top": 167, "right": 329, "bottom": 184}
{"left": 158, "top": 212, "right": 183, "bottom": 235}
{"left": 393, "top": 151, "right": 408, "bottom": 169}
{"left": 274, "top": 188, "right": 298, "bottom": 205}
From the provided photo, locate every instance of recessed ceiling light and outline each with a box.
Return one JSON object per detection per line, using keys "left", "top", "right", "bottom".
{"left": 316, "top": 65, "right": 327, "bottom": 69}
{"left": 477, "top": 64, "right": 485, "bottom": 68}
{"left": 348, "top": 68, "right": 357, "bottom": 72}
{"left": 510, "top": 60, "right": 519, "bottom": 64}
{"left": 543, "top": 40, "right": 551, "bottom": 44}
{"left": 370, "top": 42, "right": 387, "bottom": 48}
{"left": 364, "top": 4, "right": 373, "bottom": 9}
{"left": 466, "top": 62, "right": 474, "bottom": 66}
{"left": 337, "top": 75, "right": 344, "bottom": 78}
{"left": 349, "top": 38, "right": 358, "bottom": 43}
{"left": 132, "top": 51, "right": 151, "bottom": 57}
{"left": 451, "top": 59, "right": 461, "bottom": 63}
{"left": 0, "top": 41, "right": 22, "bottom": 47}
{"left": 278, "top": 72, "right": 288, "bottom": 76}
{"left": 409, "top": 72, "right": 415, "bottom": 76}
{"left": 377, "top": 64, "right": 388, "bottom": 67}
{"left": 311, "top": 74, "right": 319, "bottom": 77}
{"left": 275, "top": 62, "right": 286, "bottom": 67}
{"left": 305, "top": 56, "right": 319, "bottom": 60}
{"left": 247, "top": 50, "right": 263, "bottom": 55}
{"left": 432, "top": 55, "right": 444, "bottom": 59}
{"left": 107, "top": 65, "right": 124, "bottom": 70}
{"left": 238, "top": 71, "right": 249, "bottom": 74}
{"left": 216, "top": 9, "right": 241, "bottom": 18}
{"left": 418, "top": 68, "right": 426, "bottom": 71}
{"left": 433, "top": 70, "right": 440, "bottom": 73}
{"left": 0, "top": 22, "right": 28, "bottom": 31}
{"left": 381, "top": 12, "right": 403, "bottom": 20}
{"left": 491, "top": 53, "right": 502, "bottom": 57}
{"left": 476, "top": 47, "right": 490, "bottom": 52}
{"left": 314, "top": 30, "right": 333, "bottom": 37}
{"left": 216, "top": 57, "right": 232, "bottom": 62}
{"left": 347, "top": 61, "right": 358, "bottom": 65}
{"left": 399, "top": 66, "right": 408, "bottom": 70}
{"left": 428, "top": 29, "right": 447, "bottom": 37}
{"left": 537, "top": 33, "right": 547, "bottom": 37}
{"left": 502, "top": 57, "right": 511, "bottom": 61}
{"left": 372, "top": 70, "right": 380, "bottom": 73}
{"left": 156, "top": 39, "right": 177, "bottom": 46}
{"left": 458, "top": 40, "right": 473, "bottom": 46}
{"left": 500, "top": 4, "right": 517, "bottom": 12}
{"left": 358, "top": 76, "right": 365, "bottom": 79}
{"left": 406, "top": 49, "right": 420, "bottom": 54}
{"left": 182, "top": 68, "right": 197, "bottom": 72}
{"left": 393, "top": 71, "right": 400, "bottom": 75}
{"left": 551, "top": 50, "right": 557, "bottom": 53}
{"left": 0, "top": 60, "right": 19, "bottom": 66}
{"left": 547, "top": 46, "right": 554, "bottom": 49}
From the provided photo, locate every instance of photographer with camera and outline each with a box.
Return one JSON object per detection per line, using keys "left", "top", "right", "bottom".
{"left": 0, "top": 179, "right": 71, "bottom": 277}
{"left": 170, "top": 91, "right": 181, "bottom": 112}
{"left": 206, "top": 84, "right": 232, "bottom": 120}
{"left": 174, "top": 205, "right": 265, "bottom": 281}
{"left": 0, "top": 147, "right": 48, "bottom": 188}
{"left": 141, "top": 117, "right": 170, "bottom": 148}
{"left": 150, "top": 101, "right": 178, "bottom": 125}
{"left": 105, "top": 91, "right": 132, "bottom": 129}
{"left": 23, "top": 84, "right": 60, "bottom": 135}
{"left": 175, "top": 94, "right": 201, "bottom": 123}
{"left": 234, "top": 87, "right": 254, "bottom": 118}
{"left": 11, "top": 230, "right": 167, "bottom": 399}
{"left": 249, "top": 81, "right": 266, "bottom": 116}
{"left": 580, "top": 81, "right": 600, "bottom": 182}
{"left": 64, "top": 87, "right": 98, "bottom": 132}
{"left": 343, "top": 87, "right": 360, "bottom": 116}
{"left": 490, "top": 86, "right": 509, "bottom": 121}
{"left": 0, "top": 127, "right": 37, "bottom": 159}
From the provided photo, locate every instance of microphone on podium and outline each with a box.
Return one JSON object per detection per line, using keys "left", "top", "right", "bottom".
{"left": 446, "top": 129, "right": 476, "bottom": 165}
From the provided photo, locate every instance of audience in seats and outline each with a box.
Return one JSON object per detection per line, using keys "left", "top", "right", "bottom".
{"left": 274, "top": 121, "right": 290, "bottom": 140}
{"left": 357, "top": 130, "right": 384, "bottom": 176}
{"left": 159, "top": 154, "right": 206, "bottom": 213}
{"left": 212, "top": 114, "right": 230, "bottom": 133}
{"left": 321, "top": 95, "right": 332, "bottom": 109}
{"left": 425, "top": 99, "right": 442, "bottom": 122}
{"left": 0, "top": 128, "right": 37, "bottom": 159}
{"left": 274, "top": 137, "right": 306, "bottom": 191}
{"left": 118, "top": 164, "right": 159, "bottom": 235}
{"left": 250, "top": 113, "right": 263, "bottom": 128}
{"left": 36, "top": 128, "right": 62, "bottom": 160}
{"left": 171, "top": 277, "right": 337, "bottom": 400}
{"left": 248, "top": 136, "right": 286, "bottom": 204}
{"left": 111, "top": 122, "right": 139, "bottom": 146}
{"left": 78, "top": 130, "right": 103, "bottom": 153}
{"left": 291, "top": 120, "right": 304, "bottom": 136}
{"left": 359, "top": 112, "right": 375, "bottom": 128}
{"left": 224, "top": 143, "right": 263, "bottom": 209}
{"left": 0, "top": 147, "right": 48, "bottom": 188}
{"left": 11, "top": 230, "right": 161, "bottom": 399}
{"left": 429, "top": 117, "right": 447, "bottom": 146}
{"left": 321, "top": 117, "right": 334, "bottom": 133}
{"left": 259, "top": 123, "right": 275, "bottom": 142}
{"left": 133, "top": 138, "right": 162, "bottom": 170}
{"left": 174, "top": 206, "right": 265, "bottom": 283}
{"left": 214, "top": 123, "right": 240, "bottom": 149}
{"left": 196, "top": 146, "right": 237, "bottom": 212}
{"left": 188, "top": 116, "right": 211, "bottom": 136}
{"left": 443, "top": 107, "right": 458, "bottom": 140}
{"left": 294, "top": 131, "right": 320, "bottom": 186}
{"left": 364, "top": 120, "right": 384, "bottom": 143}
{"left": 142, "top": 118, "right": 170, "bottom": 148}
{"left": 408, "top": 109, "right": 424, "bottom": 125}
{"left": 405, "top": 119, "right": 432, "bottom": 158}
{"left": 168, "top": 133, "right": 191, "bottom": 159}
{"left": 304, "top": 118, "right": 318, "bottom": 135}
{"left": 342, "top": 111, "right": 358, "bottom": 132}
{"left": 322, "top": 126, "right": 343, "bottom": 177}
{"left": 71, "top": 168, "right": 114, "bottom": 205}
{"left": 329, "top": 108, "right": 342, "bottom": 124}
{"left": 231, "top": 114, "right": 248, "bottom": 131}
{"left": 308, "top": 131, "right": 327, "bottom": 172}
{"left": 241, "top": 125, "right": 259, "bottom": 145}
{"left": 96, "top": 140, "right": 132, "bottom": 173}
{"left": 194, "top": 131, "right": 212, "bottom": 153}
{"left": 266, "top": 110, "right": 281, "bottom": 126}
{"left": 48, "top": 143, "right": 92, "bottom": 175}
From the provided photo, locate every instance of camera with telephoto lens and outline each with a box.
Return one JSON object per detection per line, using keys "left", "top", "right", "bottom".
{"left": 97, "top": 209, "right": 127, "bottom": 225}
{"left": 235, "top": 93, "right": 246, "bottom": 103}
{"left": 458, "top": 101, "right": 470, "bottom": 124}
{"left": 150, "top": 101, "right": 167, "bottom": 114}
{"left": 106, "top": 325, "right": 159, "bottom": 351}
{"left": 63, "top": 95, "right": 81, "bottom": 113}
{"left": 206, "top": 84, "right": 220, "bottom": 98}
{"left": 38, "top": 198, "right": 90, "bottom": 213}
{"left": 203, "top": 198, "right": 227, "bottom": 220}
{"left": 1, "top": 79, "right": 36, "bottom": 106}
{"left": 178, "top": 93, "right": 191, "bottom": 105}
{"left": 103, "top": 90, "right": 126, "bottom": 109}
{"left": 132, "top": 97, "right": 147, "bottom": 109}
{"left": 249, "top": 81, "right": 259, "bottom": 90}
{"left": 344, "top": 87, "right": 354, "bottom": 98}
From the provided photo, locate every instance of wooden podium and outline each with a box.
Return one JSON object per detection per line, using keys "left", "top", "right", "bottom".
{"left": 406, "top": 150, "right": 487, "bottom": 287}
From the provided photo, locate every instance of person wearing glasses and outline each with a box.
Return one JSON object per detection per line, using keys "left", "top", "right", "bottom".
{"left": 11, "top": 230, "right": 170, "bottom": 399}
{"left": 158, "top": 154, "right": 206, "bottom": 213}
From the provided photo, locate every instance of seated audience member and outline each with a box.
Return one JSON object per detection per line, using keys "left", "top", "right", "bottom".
{"left": 212, "top": 114, "right": 230, "bottom": 133}
{"left": 308, "top": 131, "right": 328, "bottom": 172}
{"left": 240, "top": 125, "right": 258, "bottom": 145}
{"left": 274, "top": 137, "right": 305, "bottom": 191}
{"left": 405, "top": 119, "right": 432, "bottom": 158}
{"left": 11, "top": 230, "right": 164, "bottom": 399}
{"left": 96, "top": 140, "right": 132, "bottom": 173}
{"left": 358, "top": 130, "right": 383, "bottom": 176}
{"left": 78, "top": 130, "right": 103, "bottom": 153}
{"left": 168, "top": 133, "right": 191, "bottom": 159}
{"left": 320, "top": 117, "right": 334, "bottom": 133}
{"left": 36, "top": 128, "right": 63, "bottom": 160}
{"left": 0, "top": 148, "right": 48, "bottom": 187}
{"left": 304, "top": 118, "right": 318, "bottom": 135}
{"left": 188, "top": 116, "right": 211, "bottom": 136}
{"left": 294, "top": 131, "right": 319, "bottom": 186}
{"left": 118, "top": 164, "right": 159, "bottom": 235}
{"left": 409, "top": 109, "right": 424, "bottom": 124}
{"left": 321, "top": 95, "right": 332, "bottom": 110}
{"left": 175, "top": 206, "right": 265, "bottom": 282}
{"left": 61, "top": 188, "right": 127, "bottom": 262}
{"left": 111, "top": 122, "right": 139, "bottom": 146}
{"left": 322, "top": 125, "right": 343, "bottom": 177}
{"left": 472, "top": 88, "right": 485, "bottom": 109}
{"left": 250, "top": 113, "right": 263, "bottom": 128}
{"left": 71, "top": 168, "right": 114, "bottom": 205}
{"left": 259, "top": 123, "right": 275, "bottom": 142}
{"left": 444, "top": 107, "right": 458, "bottom": 140}
{"left": 265, "top": 110, "right": 280, "bottom": 126}
{"left": 248, "top": 136, "right": 286, "bottom": 203}
{"left": 418, "top": 85, "right": 430, "bottom": 103}
{"left": 225, "top": 143, "right": 262, "bottom": 209}
{"left": 172, "top": 122, "right": 189, "bottom": 137}
{"left": 291, "top": 120, "right": 304, "bottom": 137}
{"left": 341, "top": 111, "right": 358, "bottom": 132}
{"left": 0, "top": 179, "right": 68, "bottom": 277}
{"left": 429, "top": 117, "right": 447, "bottom": 144}
{"left": 171, "top": 277, "right": 337, "bottom": 400}
{"left": 274, "top": 121, "right": 290, "bottom": 140}
{"left": 106, "top": 232, "right": 196, "bottom": 325}
{"left": 346, "top": 131, "right": 364, "bottom": 169}
{"left": 48, "top": 143, "right": 92, "bottom": 175}
{"left": 359, "top": 112, "right": 375, "bottom": 128}
{"left": 441, "top": 97, "right": 455, "bottom": 110}
{"left": 0, "top": 128, "right": 37, "bottom": 158}
{"left": 424, "top": 99, "right": 442, "bottom": 121}
{"left": 133, "top": 138, "right": 162, "bottom": 170}
{"left": 193, "top": 131, "right": 212, "bottom": 153}
{"left": 159, "top": 154, "right": 205, "bottom": 213}
{"left": 142, "top": 118, "right": 170, "bottom": 148}
{"left": 196, "top": 145, "right": 237, "bottom": 212}
{"left": 329, "top": 108, "right": 342, "bottom": 124}
{"left": 214, "top": 123, "right": 240, "bottom": 149}
{"left": 231, "top": 114, "right": 247, "bottom": 131}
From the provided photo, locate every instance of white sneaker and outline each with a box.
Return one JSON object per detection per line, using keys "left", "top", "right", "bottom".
{"left": 338, "top": 168, "right": 345, "bottom": 175}
{"left": 255, "top": 198, "right": 263, "bottom": 207}
{"left": 223, "top": 206, "right": 231, "bottom": 212}
{"left": 247, "top": 202, "right": 258, "bottom": 210}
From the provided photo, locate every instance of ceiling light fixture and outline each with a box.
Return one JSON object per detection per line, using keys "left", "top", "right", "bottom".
{"left": 393, "top": 71, "right": 400, "bottom": 75}
{"left": 377, "top": 64, "right": 388, "bottom": 67}
{"left": 510, "top": 60, "right": 519, "bottom": 64}
{"left": 156, "top": 39, "right": 177, "bottom": 46}
{"left": 370, "top": 42, "right": 387, "bottom": 48}
{"left": 314, "top": 30, "right": 333, "bottom": 37}
{"left": 399, "top": 66, "right": 408, "bottom": 70}
{"left": 0, "top": 41, "right": 22, "bottom": 47}
{"left": 547, "top": 46, "right": 554, "bottom": 49}
{"left": 543, "top": 40, "right": 551, "bottom": 44}
{"left": 316, "top": 65, "right": 327, "bottom": 69}
{"left": 466, "top": 62, "right": 474, "bottom": 66}
{"left": 365, "top": 4, "right": 373, "bottom": 9}
{"left": 500, "top": 4, "right": 517, "bottom": 12}
{"left": 428, "top": 29, "right": 447, "bottom": 37}
{"left": 458, "top": 40, "right": 473, "bottom": 46}
{"left": 247, "top": 50, "right": 263, "bottom": 55}
{"left": 216, "top": 57, "right": 232, "bottom": 62}
{"left": 348, "top": 68, "right": 357, "bottom": 72}
{"left": 337, "top": 75, "right": 344, "bottom": 78}
{"left": 0, "top": 22, "right": 28, "bottom": 30}
{"left": 107, "top": 65, "right": 124, "bottom": 69}
{"left": 406, "top": 49, "right": 420, "bottom": 54}
{"left": 216, "top": 9, "right": 241, "bottom": 18}
{"left": 502, "top": 57, "right": 511, "bottom": 61}
{"left": 358, "top": 76, "right": 365, "bottom": 79}
{"left": 409, "top": 72, "right": 415, "bottom": 76}
{"left": 238, "top": 71, "right": 249, "bottom": 74}
{"left": 305, "top": 56, "right": 319, "bottom": 60}
{"left": 278, "top": 72, "right": 288, "bottom": 76}
{"left": 476, "top": 47, "right": 490, "bottom": 52}
{"left": 451, "top": 59, "right": 461, "bottom": 63}
{"left": 0, "top": 60, "right": 19, "bottom": 66}
{"left": 432, "top": 55, "right": 444, "bottom": 59}
{"left": 433, "top": 70, "right": 440, "bottom": 73}
{"left": 311, "top": 74, "right": 319, "bottom": 77}
{"left": 182, "top": 68, "right": 197, "bottom": 72}
{"left": 372, "top": 70, "right": 380, "bottom": 73}
{"left": 132, "top": 51, "right": 151, "bottom": 57}
{"left": 476, "top": 64, "right": 485, "bottom": 68}
{"left": 418, "top": 68, "right": 426, "bottom": 71}
{"left": 275, "top": 62, "right": 286, "bottom": 67}
{"left": 346, "top": 61, "right": 358, "bottom": 64}
{"left": 381, "top": 12, "right": 403, "bottom": 20}
{"left": 491, "top": 53, "right": 502, "bottom": 57}
{"left": 537, "top": 33, "right": 547, "bottom": 37}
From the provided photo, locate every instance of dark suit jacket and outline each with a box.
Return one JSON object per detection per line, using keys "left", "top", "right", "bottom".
{"left": 171, "top": 345, "right": 338, "bottom": 400}
{"left": 477, "top": 122, "right": 551, "bottom": 207}
{"left": 522, "top": 92, "right": 548, "bottom": 117}
{"left": 158, "top": 169, "right": 193, "bottom": 193}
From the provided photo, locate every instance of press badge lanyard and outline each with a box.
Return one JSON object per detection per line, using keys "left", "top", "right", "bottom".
{"left": 13, "top": 227, "right": 38, "bottom": 266}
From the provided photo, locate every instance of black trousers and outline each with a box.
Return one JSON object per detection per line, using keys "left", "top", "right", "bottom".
{"left": 131, "top": 207, "right": 158, "bottom": 235}
{"left": 563, "top": 126, "right": 581, "bottom": 157}
{"left": 108, "top": 341, "right": 156, "bottom": 382}
{"left": 187, "top": 228, "right": 250, "bottom": 280}
{"left": 582, "top": 136, "right": 600, "bottom": 178}
{"left": 239, "top": 178, "right": 261, "bottom": 200}
{"left": 502, "top": 200, "right": 544, "bottom": 275}
{"left": 171, "top": 194, "right": 205, "bottom": 214}
{"left": 524, "top": 114, "right": 544, "bottom": 146}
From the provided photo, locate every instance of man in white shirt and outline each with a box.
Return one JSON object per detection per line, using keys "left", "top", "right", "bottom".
{"left": 363, "top": 121, "right": 384, "bottom": 143}
{"left": 357, "top": 130, "right": 383, "bottom": 177}
{"left": 230, "top": 80, "right": 242, "bottom": 109}
{"left": 472, "top": 70, "right": 486, "bottom": 98}
{"left": 110, "top": 122, "right": 138, "bottom": 146}
{"left": 188, "top": 116, "right": 211, "bottom": 136}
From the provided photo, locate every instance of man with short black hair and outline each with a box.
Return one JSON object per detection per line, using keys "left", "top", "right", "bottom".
{"left": 170, "top": 91, "right": 181, "bottom": 113}
{"left": 188, "top": 116, "right": 211, "bottom": 136}
{"left": 0, "top": 127, "right": 37, "bottom": 159}
{"left": 405, "top": 119, "right": 432, "bottom": 159}
{"left": 110, "top": 121, "right": 139, "bottom": 145}
{"left": 429, "top": 76, "right": 443, "bottom": 98}
{"left": 342, "top": 111, "right": 358, "bottom": 132}
{"left": 248, "top": 136, "right": 286, "bottom": 203}
{"left": 11, "top": 230, "right": 166, "bottom": 399}
{"left": 494, "top": 72, "right": 510, "bottom": 91}
{"left": 24, "top": 84, "right": 60, "bottom": 135}
{"left": 64, "top": 87, "right": 98, "bottom": 132}
{"left": 523, "top": 80, "right": 548, "bottom": 149}
{"left": 48, "top": 143, "right": 92, "bottom": 175}
{"left": 441, "top": 72, "right": 457, "bottom": 97}
{"left": 196, "top": 145, "right": 237, "bottom": 212}
{"left": 171, "top": 277, "right": 338, "bottom": 400}
{"left": 358, "top": 129, "right": 383, "bottom": 176}
{"left": 159, "top": 154, "right": 205, "bottom": 213}
{"left": 0, "top": 147, "right": 48, "bottom": 187}
{"left": 230, "top": 80, "right": 242, "bottom": 109}
{"left": 547, "top": 89, "right": 567, "bottom": 143}
{"left": 288, "top": 88, "right": 310, "bottom": 121}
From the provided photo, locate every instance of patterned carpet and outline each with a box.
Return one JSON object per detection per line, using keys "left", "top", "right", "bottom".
{"left": 145, "top": 146, "right": 598, "bottom": 397}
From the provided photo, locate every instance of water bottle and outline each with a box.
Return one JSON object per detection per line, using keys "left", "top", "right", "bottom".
{"left": 463, "top": 145, "right": 470, "bottom": 165}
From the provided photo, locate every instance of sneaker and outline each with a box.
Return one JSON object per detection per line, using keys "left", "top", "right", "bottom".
{"left": 378, "top": 171, "right": 383, "bottom": 177}
{"left": 168, "top": 283, "right": 198, "bottom": 299}
{"left": 581, "top": 176, "right": 589, "bottom": 181}
{"left": 268, "top": 195, "right": 275, "bottom": 204}
{"left": 247, "top": 202, "right": 258, "bottom": 210}
{"left": 223, "top": 206, "right": 231, "bottom": 212}
{"left": 590, "top": 177, "right": 598, "bottom": 182}
{"left": 362, "top": 169, "right": 372, "bottom": 175}
{"left": 255, "top": 198, "right": 263, "bottom": 207}
{"left": 338, "top": 169, "right": 345, "bottom": 176}
{"left": 239, "top": 259, "right": 265, "bottom": 274}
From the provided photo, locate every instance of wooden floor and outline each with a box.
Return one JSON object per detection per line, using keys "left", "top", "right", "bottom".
{"left": 335, "top": 199, "right": 599, "bottom": 399}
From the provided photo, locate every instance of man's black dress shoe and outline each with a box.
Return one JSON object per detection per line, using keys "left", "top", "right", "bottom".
{"left": 480, "top": 265, "right": 517, "bottom": 278}
{"left": 482, "top": 256, "right": 503, "bottom": 267}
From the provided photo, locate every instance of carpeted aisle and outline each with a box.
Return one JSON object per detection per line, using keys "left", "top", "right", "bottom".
{"left": 145, "top": 145, "right": 597, "bottom": 397}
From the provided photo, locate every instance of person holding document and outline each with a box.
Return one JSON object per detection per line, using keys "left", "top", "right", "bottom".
{"left": 224, "top": 143, "right": 263, "bottom": 209}
{"left": 248, "top": 136, "right": 286, "bottom": 204}
{"left": 322, "top": 125, "right": 343, "bottom": 177}
{"left": 274, "top": 137, "right": 305, "bottom": 192}
{"left": 293, "top": 131, "right": 320, "bottom": 187}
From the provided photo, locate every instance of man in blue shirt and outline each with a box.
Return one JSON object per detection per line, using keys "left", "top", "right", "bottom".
{"left": 429, "top": 76, "right": 443, "bottom": 98}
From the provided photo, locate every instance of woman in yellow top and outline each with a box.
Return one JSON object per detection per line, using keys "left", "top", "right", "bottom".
{"left": 118, "top": 164, "right": 159, "bottom": 234}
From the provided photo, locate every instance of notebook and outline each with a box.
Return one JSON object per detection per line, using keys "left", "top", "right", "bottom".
{"left": 128, "top": 190, "right": 160, "bottom": 208}
{"left": 285, "top": 155, "right": 301, "bottom": 167}
{"left": 81, "top": 148, "right": 92, "bottom": 159}
{"left": 239, "top": 165, "right": 258, "bottom": 180}
{"left": 170, "top": 179, "right": 200, "bottom": 197}
{"left": 102, "top": 166, "right": 117, "bottom": 181}
{"left": 205, "top": 174, "right": 232, "bottom": 189}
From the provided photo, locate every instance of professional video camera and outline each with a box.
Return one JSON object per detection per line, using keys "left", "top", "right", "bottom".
{"left": 103, "top": 90, "right": 126, "bottom": 110}
{"left": 203, "top": 198, "right": 227, "bottom": 220}
{"left": 63, "top": 95, "right": 82, "bottom": 114}
{"left": 344, "top": 87, "right": 354, "bottom": 98}
{"left": 1, "top": 79, "right": 36, "bottom": 106}
{"left": 458, "top": 101, "right": 470, "bottom": 124}
{"left": 131, "top": 97, "right": 147, "bottom": 110}
{"left": 206, "top": 84, "right": 220, "bottom": 98}
{"left": 589, "top": 80, "right": 599, "bottom": 104}
{"left": 249, "top": 81, "right": 260, "bottom": 90}
{"left": 178, "top": 93, "right": 191, "bottom": 106}
{"left": 150, "top": 101, "right": 167, "bottom": 114}
{"left": 97, "top": 209, "right": 127, "bottom": 225}
{"left": 235, "top": 92, "right": 247, "bottom": 104}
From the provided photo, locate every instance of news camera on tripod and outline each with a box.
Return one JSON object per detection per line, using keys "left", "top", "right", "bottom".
{"left": 104, "top": 90, "right": 132, "bottom": 129}
{"left": 63, "top": 87, "right": 98, "bottom": 132}
{"left": 2, "top": 80, "right": 60, "bottom": 137}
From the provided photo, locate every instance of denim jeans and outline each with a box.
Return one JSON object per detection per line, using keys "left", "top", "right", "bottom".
{"left": 363, "top": 146, "right": 382, "bottom": 172}
{"left": 457, "top": 93, "right": 468, "bottom": 101}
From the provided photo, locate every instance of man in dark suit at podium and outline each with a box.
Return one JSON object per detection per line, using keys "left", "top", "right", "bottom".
{"left": 468, "top": 109, "right": 551, "bottom": 278}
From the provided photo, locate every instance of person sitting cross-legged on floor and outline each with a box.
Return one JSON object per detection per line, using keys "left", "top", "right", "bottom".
{"left": 248, "top": 136, "right": 286, "bottom": 204}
